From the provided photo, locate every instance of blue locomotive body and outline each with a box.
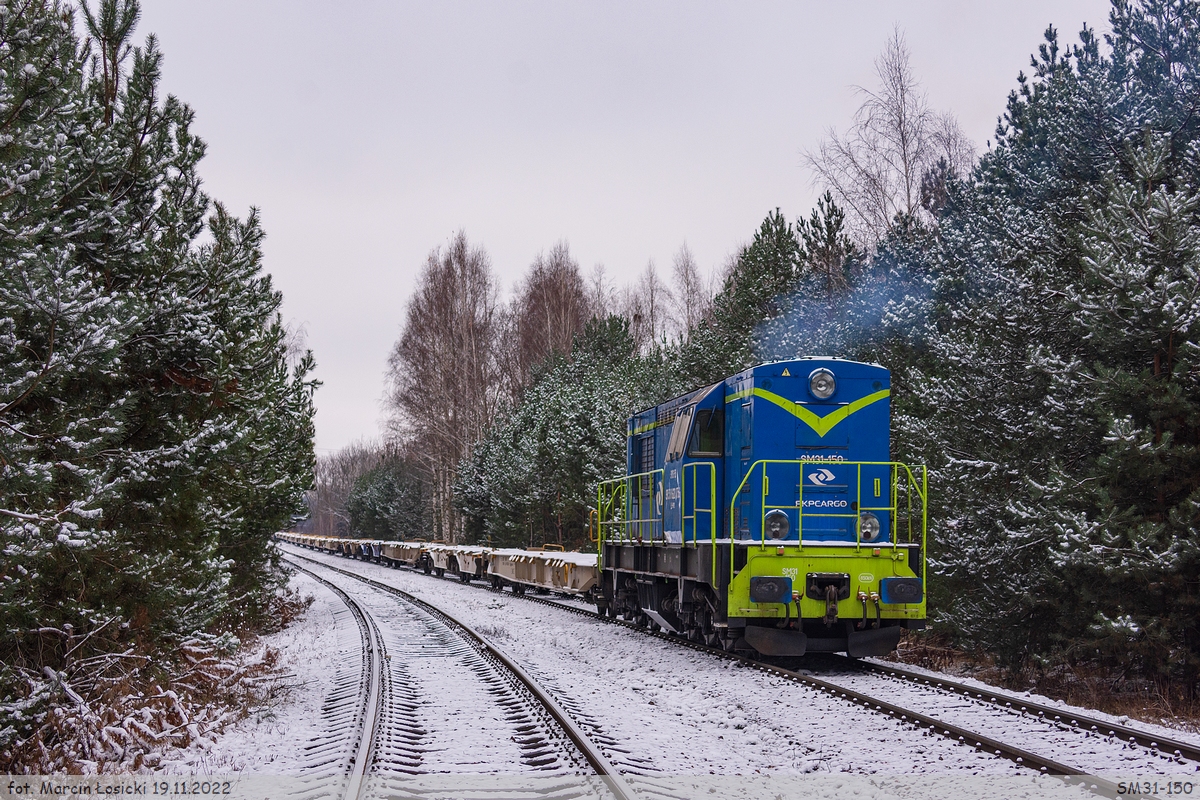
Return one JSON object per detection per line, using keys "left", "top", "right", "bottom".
{"left": 625, "top": 358, "right": 893, "bottom": 546}
{"left": 602, "top": 358, "right": 926, "bottom": 658}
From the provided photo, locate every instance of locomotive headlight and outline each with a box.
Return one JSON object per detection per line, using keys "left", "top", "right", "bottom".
{"left": 809, "top": 368, "right": 836, "bottom": 399}
{"left": 765, "top": 509, "right": 790, "bottom": 539}
{"left": 859, "top": 512, "right": 881, "bottom": 542}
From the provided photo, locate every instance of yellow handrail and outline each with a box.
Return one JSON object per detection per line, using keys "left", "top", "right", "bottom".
{"left": 597, "top": 468, "right": 664, "bottom": 545}
{"left": 598, "top": 458, "right": 927, "bottom": 593}
{"left": 728, "top": 459, "right": 927, "bottom": 585}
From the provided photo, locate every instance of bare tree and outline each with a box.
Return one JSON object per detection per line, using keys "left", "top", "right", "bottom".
{"left": 386, "top": 232, "right": 501, "bottom": 543}
{"left": 282, "top": 321, "right": 310, "bottom": 373}
{"left": 493, "top": 305, "right": 524, "bottom": 407}
{"left": 668, "top": 243, "right": 713, "bottom": 337}
{"left": 618, "top": 260, "right": 673, "bottom": 351}
{"left": 512, "top": 242, "right": 590, "bottom": 388}
{"left": 806, "top": 27, "right": 974, "bottom": 245}
{"left": 587, "top": 263, "right": 616, "bottom": 318}
{"left": 312, "top": 440, "right": 384, "bottom": 537}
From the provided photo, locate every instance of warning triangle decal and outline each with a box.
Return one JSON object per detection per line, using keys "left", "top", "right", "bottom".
{"left": 781, "top": 368, "right": 791, "bottom": 376}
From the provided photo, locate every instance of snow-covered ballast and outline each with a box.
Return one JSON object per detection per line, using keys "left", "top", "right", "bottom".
{"left": 488, "top": 549, "right": 599, "bottom": 598}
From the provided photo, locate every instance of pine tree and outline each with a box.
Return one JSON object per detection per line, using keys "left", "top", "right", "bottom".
{"left": 456, "top": 316, "right": 676, "bottom": 549}
{"left": 880, "top": 0, "right": 1200, "bottom": 686}
{"left": 679, "top": 209, "right": 801, "bottom": 383}
{"left": 1041, "top": 135, "right": 1200, "bottom": 686}
{"left": 0, "top": 0, "right": 317, "bottom": 749}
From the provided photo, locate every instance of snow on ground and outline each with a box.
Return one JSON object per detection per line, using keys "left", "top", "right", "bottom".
{"left": 799, "top": 664, "right": 1198, "bottom": 775}
{"left": 340, "top": 577, "right": 588, "bottom": 775}
{"left": 161, "top": 571, "right": 348, "bottom": 773}
{"left": 862, "top": 655, "right": 1200, "bottom": 744}
{"left": 277, "top": 545, "right": 1023, "bottom": 776}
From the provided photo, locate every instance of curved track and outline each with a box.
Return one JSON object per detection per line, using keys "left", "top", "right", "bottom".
{"left": 283, "top": 543, "right": 1199, "bottom": 791}
{"left": 283, "top": 554, "right": 639, "bottom": 800}
{"left": 288, "top": 566, "right": 384, "bottom": 800}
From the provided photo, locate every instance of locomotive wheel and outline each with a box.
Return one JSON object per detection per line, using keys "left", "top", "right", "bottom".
{"left": 459, "top": 572, "right": 471, "bottom": 584}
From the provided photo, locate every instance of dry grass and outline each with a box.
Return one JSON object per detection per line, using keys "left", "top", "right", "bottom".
{"left": 0, "top": 587, "right": 313, "bottom": 774}
{"left": 885, "top": 631, "right": 1200, "bottom": 735}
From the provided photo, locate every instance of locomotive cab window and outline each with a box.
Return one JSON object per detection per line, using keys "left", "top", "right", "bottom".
{"left": 666, "top": 407, "right": 694, "bottom": 462}
{"left": 688, "top": 409, "right": 724, "bottom": 456}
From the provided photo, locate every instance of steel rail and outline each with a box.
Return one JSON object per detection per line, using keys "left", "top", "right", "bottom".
{"left": 835, "top": 656, "right": 1200, "bottom": 765}
{"left": 287, "top": 562, "right": 384, "bottom": 800}
{"left": 284, "top": 552, "right": 640, "bottom": 800}
{"left": 445, "top": 568, "right": 1197, "bottom": 776}
{"left": 281, "top": 544, "right": 1149, "bottom": 795}
{"left": 506, "top": 592, "right": 1122, "bottom": 792}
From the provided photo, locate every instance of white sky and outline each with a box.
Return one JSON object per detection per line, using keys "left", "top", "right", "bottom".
{"left": 136, "top": 0, "right": 1112, "bottom": 454}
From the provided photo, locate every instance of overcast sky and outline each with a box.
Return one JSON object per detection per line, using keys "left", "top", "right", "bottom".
{"left": 136, "top": 0, "right": 1111, "bottom": 454}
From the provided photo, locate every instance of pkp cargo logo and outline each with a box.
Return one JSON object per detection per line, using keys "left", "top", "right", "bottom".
{"left": 807, "top": 468, "right": 836, "bottom": 486}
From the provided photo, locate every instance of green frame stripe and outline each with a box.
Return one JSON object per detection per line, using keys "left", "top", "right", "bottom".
{"left": 629, "top": 419, "right": 667, "bottom": 436}
{"left": 726, "top": 387, "right": 890, "bottom": 438}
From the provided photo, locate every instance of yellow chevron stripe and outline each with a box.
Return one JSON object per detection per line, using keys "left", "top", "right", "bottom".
{"left": 726, "top": 387, "right": 890, "bottom": 438}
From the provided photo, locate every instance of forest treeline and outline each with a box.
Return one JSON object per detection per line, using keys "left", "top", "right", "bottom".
{"left": 0, "top": 0, "right": 316, "bottom": 767}
{"left": 327, "top": 1, "right": 1200, "bottom": 695}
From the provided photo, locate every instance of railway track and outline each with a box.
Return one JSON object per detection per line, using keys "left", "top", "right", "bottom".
{"left": 287, "top": 567, "right": 383, "bottom": 800}
{"left": 281, "top": 544, "right": 1198, "bottom": 793}
{"left": 526, "top": 594, "right": 1196, "bottom": 785}
{"left": 834, "top": 658, "right": 1200, "bottom": 764}
{"left": 283, "top": 554, "right": 640, "bottom": 800}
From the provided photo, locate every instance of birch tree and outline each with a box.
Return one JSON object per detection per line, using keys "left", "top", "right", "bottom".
{"left": 511, "top": 242, "right": 590, "bottom": 389}
{"left": 806, "top": 28, "right": 974, "bottom": 245}
{"left": 385, "top": 233, "right": 500, "bottom": 543}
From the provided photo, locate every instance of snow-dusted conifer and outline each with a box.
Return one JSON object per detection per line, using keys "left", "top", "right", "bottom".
{"left": 0, "top": 0, "right": 317, "bottom": 757}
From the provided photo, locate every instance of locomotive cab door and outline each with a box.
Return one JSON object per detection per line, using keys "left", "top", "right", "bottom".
{"left": 663, "top": 399, "right": 724, "bottom": 544}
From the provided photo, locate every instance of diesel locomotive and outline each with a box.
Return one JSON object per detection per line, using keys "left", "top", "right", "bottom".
{"left": 595, "top": 357, "right": 927, "bottom": 658}
{"left": 278, "top": 357, "right": 927, "bottom": 660}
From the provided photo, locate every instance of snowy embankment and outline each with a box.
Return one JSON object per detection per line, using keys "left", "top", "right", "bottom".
{"left": 162, "top": 571, "right": 347, "bottom": 773}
